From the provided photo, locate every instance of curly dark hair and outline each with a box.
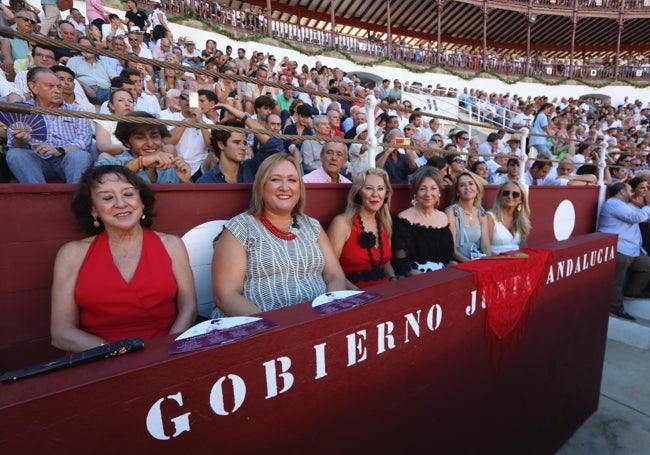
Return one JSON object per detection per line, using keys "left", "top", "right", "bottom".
{"left": 72, "top": 165, "right": 156, "bottom": 235}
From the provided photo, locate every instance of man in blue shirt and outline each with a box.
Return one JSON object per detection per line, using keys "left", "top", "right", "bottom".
{"left": 197, "top": 120, "right": 254, "bottom": 184}
{"left": 597, "top": 181, "right": 650, "bottom": 320}
{"left": 375, "top": 127, "right": 417, "bottom": 185}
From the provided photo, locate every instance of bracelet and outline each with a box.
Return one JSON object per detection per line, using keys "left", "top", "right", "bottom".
{"left": 137, "top": 156, "right": 144, "bottom": 170}
{"left": 241, "top": 113, "right": 250, "bottom": 123}
{"left": 56, "top": 147, "right": 66, "bottom": 157}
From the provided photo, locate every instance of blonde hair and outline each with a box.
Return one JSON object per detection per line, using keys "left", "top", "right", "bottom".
{"left": 248, "top": 154, "right": 306, "bottom": 217}
{"left": 344, "top": 168, "right": 393, "bottom": 237}
{"left": 450, "top": 171, "right": 485, "bottom": 209}
{"left": 491, "top": 180, "right": 531, "bottom": 238}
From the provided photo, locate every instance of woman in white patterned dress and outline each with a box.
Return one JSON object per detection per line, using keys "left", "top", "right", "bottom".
{"left": 211, "top": 153, "right": 347, "bottom": 317}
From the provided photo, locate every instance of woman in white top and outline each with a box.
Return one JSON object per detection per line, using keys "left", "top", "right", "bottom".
{"left": 95, "top": 89, "right": 135, "bottom": 158}
{"left": 486, "top": 180, "right": 531, "bottom": 254}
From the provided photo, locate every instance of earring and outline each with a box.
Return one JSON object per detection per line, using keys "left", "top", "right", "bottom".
{"left": 93, "top": 217, "right": 100, "bottom": 229}
{"left": 516, "top": 204, "right": 522, "bottom": 213}
{"left": 141, "top": 214, "right": 146, "bottom": 220}
{"left": 411, "top": 196, "right": 417, "bottom": 206}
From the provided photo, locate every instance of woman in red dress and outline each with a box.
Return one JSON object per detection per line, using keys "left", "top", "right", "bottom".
{"left": 328, "top": 168, "right": 397, "bottom": 288}
{"left": 50, "top": 165, "right": 196, "bottom": 353}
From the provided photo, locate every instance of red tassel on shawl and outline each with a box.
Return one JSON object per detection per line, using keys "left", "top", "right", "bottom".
{"left": 453, "top": 248, "right": 555, "bottom": 370}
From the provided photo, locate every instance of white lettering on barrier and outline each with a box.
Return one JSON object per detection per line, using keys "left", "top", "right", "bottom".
{"left": 145, "top": 392, "right": 191, "bottom": 440}
{"left": 144, "top": 243, "right": 614, "bottom": 441}
{"left": 466, "top": 289, "right": 486, "bottom": 316}
{"left": 263, "top": 357, "right": 294, "bottom": 398}
{"left": 209, "top": 374, "right": 246, "bottom": 415}
{"left": 346, "top": 329, "right": 368, "bottom": 366}
{"left": 426, "top": 304, "right": 443, "bottom": 331}
{"left": 376, "top": 321, "right": 395, "bottom": 354}
{"left": 546, "top": 245, "right": 614, "bottom": 284}
{"left": 404, "top": 310, "right": 421, "bottom": 342}
{"left": 314, "top": 343, "right": 327, "bottom": 379}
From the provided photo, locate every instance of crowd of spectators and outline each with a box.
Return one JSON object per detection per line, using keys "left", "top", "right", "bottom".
{"left": 0, "top": 0, "right": 649, "bottom": 188}
{"left": 3, "top": 0, "right": 650, "bottom": 324}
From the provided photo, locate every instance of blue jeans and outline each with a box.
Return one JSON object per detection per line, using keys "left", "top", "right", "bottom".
{"left": 7, "top": 147, "right": 93, "bottom": 183}
{"left": 88, "top": 86, "right": 110, "bottom": 105}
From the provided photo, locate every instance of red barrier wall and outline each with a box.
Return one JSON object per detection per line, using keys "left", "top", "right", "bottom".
{"left": 0, "top": 233, "right": 615, "bottom": 454}
{"left": 0, "top": 183, "right": 599, "bottom": 369}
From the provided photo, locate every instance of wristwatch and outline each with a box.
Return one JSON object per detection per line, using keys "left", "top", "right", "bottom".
{"left": 56, "top": 147, "right": 66, "bottom": 157}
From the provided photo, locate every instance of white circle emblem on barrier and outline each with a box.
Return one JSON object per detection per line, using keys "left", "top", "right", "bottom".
{"left": 553, "top": 200, "right": 575, "bottom": 241}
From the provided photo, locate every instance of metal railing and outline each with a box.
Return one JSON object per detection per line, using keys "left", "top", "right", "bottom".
{"left": 138, "top": 0, "right": 650, "bottom": 83}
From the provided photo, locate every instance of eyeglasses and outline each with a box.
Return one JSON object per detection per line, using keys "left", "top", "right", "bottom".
{"left": 501, "top": 190, "right": 521, "bottom": 198}
{"left": 179, "top": 94, "right": 189, "bottom": 100}
{"left": 404, "top": 127, "right": 412, "bottom": 131}
{"left": 128, "top": 37, "right": 139, "bottom": 41}
{"left": 459, "top": 137, "right": 469, "bottom": 140}
{"left": 16, "top": 16, "right": 37, "bottom": 24}
{"left": 453, "top": 158, "right": 466, "bottom": 164}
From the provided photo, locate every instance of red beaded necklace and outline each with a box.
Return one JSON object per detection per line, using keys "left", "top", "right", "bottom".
{"left": 259, "top": 213, "right": 297, "bottom": 241}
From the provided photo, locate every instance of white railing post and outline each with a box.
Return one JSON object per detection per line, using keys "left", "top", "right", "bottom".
{"left": 365, "top": 95, "right": 378, "bottom": 169}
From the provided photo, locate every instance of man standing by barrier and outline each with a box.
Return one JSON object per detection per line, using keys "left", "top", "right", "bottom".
{"left": 598, "top": 181, "right": 650, "bottom": 321}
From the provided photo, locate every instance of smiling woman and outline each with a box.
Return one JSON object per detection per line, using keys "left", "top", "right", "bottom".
{"left": 50, "top": 165, "right": 197, "bottom": 353}
{"left": 212, "top": 153, "right": 347, "bottom": 317}
{"left": 327, "top": 167, "right": 396, "bottom": 287}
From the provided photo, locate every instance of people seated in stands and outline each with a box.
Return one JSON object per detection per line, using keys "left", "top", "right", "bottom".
{"left": 119, "top": 68, "right": 161, "bottom": 116}
{"left": 597, "top": 181, "right": 650, "bottom": 321}
{"left": 375, "top": 127, "right": 418, "bottom": 184}
{"left": 197, "top": 120, "right": 254, "bottom": 183}
{"left": 95, "top": 88, "right": 135, "bottom": 157}
{"left": 0, "top": 70, "right": 22, "bottom": 102}
{"left": 526, "top": 158, "right": 597, "bottom": 186}
{"left": 303, "top": 142, "right": 351, "bottom": 183}
{"left": 328, "top": 168, "right": 396, "bottom": 287}
{"left": 53, "top": 21, "right": 80, "bottom": 64}
{"left": 215, "top": 63, "right": 243, "bottom": 111}
{"left": 86, "top": 0, "right": 108, "bottom": 30}
{"left": 283, "top": 104, "right": 314, "bottom": 153}
{"left": 446, "top": 171, "right": 490, "bottom": 262}
{"left": 391, "top": 166, "right": 454, "bottom": 275}
{"left": 212, "top": 153, "right": 346, "bottom": 316}
{"left": 301, "top": 115, "right": 331, "bottom": 173}
{"left": 66, "top": 37, "right": 116, "bottom": 105}
{"left": 6, "top": 67, "right": 93, "bottom": 184}
{"left": 97, "top": 111, "right": 192, "bottom": 184}
{"left": 487, "top": 180, "right": 531, "bottom": 254}
{"left": 443, "top": 153, "right": 467, "bottom": 186}
{"left": 0, "top": 8, "right": 37, "bottom": 79}
{"left": 124, "top": 0, "right": 150, "bottom": 35}
{"left": 159, "top": 90, "right": 210, "bottom": 181}
{"left": 50, "top": 165, "right": 196, "bottom": 353}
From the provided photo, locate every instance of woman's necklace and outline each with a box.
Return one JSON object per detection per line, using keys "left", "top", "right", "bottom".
{"left": 260, "top": 213, "right": 297, "bottom": 241}
{"left": 357, "top": 213, "right": 384, "bottom": 271}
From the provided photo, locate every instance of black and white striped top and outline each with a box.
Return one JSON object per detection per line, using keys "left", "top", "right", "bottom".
{"left": 219, "top": 212, "right": 327, "bottom": 315}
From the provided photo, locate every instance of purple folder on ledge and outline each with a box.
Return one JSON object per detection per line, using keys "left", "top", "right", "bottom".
{"left": 169, "top": 318, "right": 277, "bottom": 354}
{"left": 311, "top": 291, "right": 381, "bottom": 315}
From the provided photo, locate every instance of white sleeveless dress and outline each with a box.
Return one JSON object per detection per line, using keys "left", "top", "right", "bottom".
{"left": 487, "top": 212, "right": 521, "bottom": 254}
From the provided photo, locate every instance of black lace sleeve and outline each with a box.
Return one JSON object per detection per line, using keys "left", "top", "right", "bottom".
{"left": 391, "top": 216, "right": 414, "bottom": 275}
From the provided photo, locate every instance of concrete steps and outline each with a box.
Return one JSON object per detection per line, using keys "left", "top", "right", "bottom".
{"left": 607, "top": 298, "right": 650, "bottom": 350}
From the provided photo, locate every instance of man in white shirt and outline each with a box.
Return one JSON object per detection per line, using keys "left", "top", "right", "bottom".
{"left": 160, "top": 89, "right": 210, "bottom": 180}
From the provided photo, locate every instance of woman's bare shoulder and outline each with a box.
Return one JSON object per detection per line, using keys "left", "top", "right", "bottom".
{"left": 55, "top": 237, "right": 94, "bottom": 265}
